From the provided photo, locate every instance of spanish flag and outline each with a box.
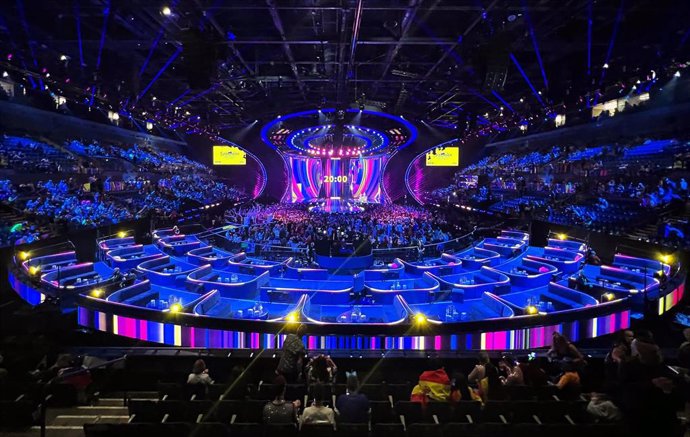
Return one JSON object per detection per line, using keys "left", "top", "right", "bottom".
{"left": 410, "top": 368, "right": 451, "bottom": 403}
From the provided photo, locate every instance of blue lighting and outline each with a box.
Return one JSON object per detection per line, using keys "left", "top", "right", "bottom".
{"left": 137, "top": 47, "right": 181, "bottom": 101}
{"left": 510, "top": 53, "right": 545, "bottom": 107}
{"left": 139, "top": 29, "right": 164, "bottom": 77}
{"left": 491, "top": 90, "right": 515, "bottom": 113}
{"left": 74, "top": 1, "right": 84, "bottom": 67}
{"left": 96, "top": 0, "right": 111, "bottom": 70}
{"left": 600, "top": 0, "right": 626, "bottom": 85}
{"left": 226, "top": 31, "right": 237, "bottom": 41}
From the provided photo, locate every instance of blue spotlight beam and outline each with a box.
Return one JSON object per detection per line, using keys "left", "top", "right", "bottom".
{"left": 490, "top": 90, "right": 515, "bottom": 113}
{"left": 176, "top": 84, "right": 219, "bottom": 108}
{"left": 599, "top": 0, "right": 625, "bottom": 85}
{"left": 509, "top": 53, "right": 545, "bottom": 107}
{"left": 137, "top": 47, "right": 181, "bottom": 101}
{"left": 587, "top": 0, "right": 593, "bottom": 77}
{"left": 15, "top": 0, "right": 42, "bottom": 89}
{"left": 96, "top": 0, "right": 111, "bottom": 70}
{"left": 469, "top": 88, "right": 500, "bottom": 110}
{"left": 74, "top": 0, "right": 84, "bottom": 67}
{"left": 139, "top": 29, "right": 163, "bottom": 77}
{"left": 522, "top": 0, "right": 548, "bottom": 90}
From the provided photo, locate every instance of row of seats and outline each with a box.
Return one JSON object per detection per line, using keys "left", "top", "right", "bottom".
{"left": 128, "top": 399, "right": 590, "bottom": 426}
{"left": 84, "top": 421, "right": 627, "bottom": 437}
{"left": 156, "top": 382, "right": 563, "bottom": 403}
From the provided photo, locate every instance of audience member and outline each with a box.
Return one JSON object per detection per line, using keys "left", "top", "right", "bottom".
{"left": 335, "top": 372, "right": 369, "bottom": 423}
{"left": 478, "top": 363, "right": 506, "bottom": 402}
{"left": 301, "top": 383, "right": 335, "bottom": 427}
{"left": 277, "top": 326, "right": 306, "bottom": 382}
{"left": 306, "top": 354, "right": 337, "bottom": 385}
{"left": 468, "top": 351, "right": 490, "bottom": 386}
{"left": 410, "top": 359, "right": 451, "bottom": 403}
{"left": 263, "top": 375, "right": 300, "bottom": 424}
{"left": 187, "top": 359, "right": 213, "bottom": 385}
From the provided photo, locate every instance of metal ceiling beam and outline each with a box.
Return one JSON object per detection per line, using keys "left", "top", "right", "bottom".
{"left": 418, "top": 0, "right": 499, "bottom": 85}
{"left": 266, "top": 0, "right": 307, "bottom": 101}
{"left": 373, "top": 0, "right": 422, "bottom": 95}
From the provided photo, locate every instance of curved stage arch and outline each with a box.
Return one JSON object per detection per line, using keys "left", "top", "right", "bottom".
{"left": 9, "top": 228, "right": 684, "bottom": 351}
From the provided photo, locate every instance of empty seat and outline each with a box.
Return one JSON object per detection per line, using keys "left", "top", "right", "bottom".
{"left": 369, "top": 400, "right": 396, "bottom": 424}
{"left": 128, "top": 399, "right": 164, "bottom": 423}
{"left": 213, "top": 400, "right": 244, "bottom": 423}
{"left": 372, "top": 423, "right": 405, "bottom": 437}
{"left": 263, "top": 423, "right": 298, "bottom": 437}
{"left": 451, "top": 401, "right": 482, "bottom": 423}
{"left": 396, "top": 400, "right": 430, "bottom": 424}
{"left": 443, "top": 422, "right": 480, "bottom": 437}
{"left": 408, "top": 423, "right": 443, "bottom": 437}
{"left": 336, "top": 423, "right": 369, "bottom": 437}
{"left": 301, "top": 423, "right": 335, "bottom": 437}
{"left": 482, "top": 401, "right": 512, "bottom": 423}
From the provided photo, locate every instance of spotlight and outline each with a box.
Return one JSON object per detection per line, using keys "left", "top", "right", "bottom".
{"left": 117, "top": 231, "right": 127, "bottom": 238}
{"left": 29, "top": 266, "right": 41, "bottom": 276}
{"left": 286, "top": 312, "right": 299, "bottom": 323}
{"left": 603, "top": 63, "right": 609, "bottom": 69}
{"left": 602, "top": 292, "right": 615, "bottom": 302}
{"left": 91, "top": 288, "right": 104, "bottom": 298}
{"left": 169, "top": 303, "right": 183, "bottom": 313}
{"left": 660, "top": 254, "right": 673, "bottom": 264}
{"left": 2, "top": 71, "right": 7, "bottom": 78}
{"left": 413, "top": 313, "right": 427, "bottom": 324}
{"left": 525, "top": 305, "right": 539, "bottom": 315}
{"left": 161, "top": 6, "right": 172, "bottom": 16}
{"left": 675, "top": 71, "right": 681, "bottom": 78}
{"left": 18, "top": 251, "right": 30, "bottom": 261}
{"left": 556, "top": 233, "right": 567, "bottom": 241}
{"left": 59, "top": 54, "right": 68, "bottom": 61}
{"left": 146, "top": 122, "right": 153, "bottom": 131}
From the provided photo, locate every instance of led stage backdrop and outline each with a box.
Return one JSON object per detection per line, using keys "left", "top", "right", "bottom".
{"left": 290, "top": 156, "right": 383, "bottom": 203}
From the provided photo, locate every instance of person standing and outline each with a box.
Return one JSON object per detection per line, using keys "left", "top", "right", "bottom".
{"left": 277, "top": 325, "right": 306, "bottom": 382}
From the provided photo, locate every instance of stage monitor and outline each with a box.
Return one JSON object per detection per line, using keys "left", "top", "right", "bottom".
{"left": 426, "top": 146, "right": 459, "bottom": 166}
{"left": 213, "top": 145, "right": 246, "bottom": 165}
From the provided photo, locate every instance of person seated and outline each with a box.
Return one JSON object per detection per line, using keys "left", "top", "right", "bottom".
{"left": 306, "top": 354, "right": 337, "bottom": 385}
{"left": 555, "top": 361, "right": 581, "bottom": 400}
{"left": 498, "top": 355, "right": 524, "bottom": 386}
{"left": 478, "top": 363, "right": 506, "bottom": 402}
{"left": 301, "top": 383, "right": 335, "bottom": 427}
{"left": 449, "top": 372, "right": 481, "bottom": 403}
{"left": 468, "top": 351, "right": 490, "bottom": 386}
{"left": 547, "top": 332, "right": 586, "bottom": 370}
{"left": 187, "top": 359, "right": 213, "bottom": 386}
{"left": 263, "top": 375, "right": 300, "bottom": 424}
{"left": 335, "top": 372, "right": 369, "bottom": 423}
{"left": 410, "top": 358, "right": 451, "bottom": 403}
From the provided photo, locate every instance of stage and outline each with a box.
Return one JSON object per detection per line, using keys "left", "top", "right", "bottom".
{"left": 9, "top": 226, "right": 685, "bottom": 352}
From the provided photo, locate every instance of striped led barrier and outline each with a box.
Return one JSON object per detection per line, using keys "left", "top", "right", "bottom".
{"left": 658, "top": 282, "right": 685, "bottom": 316}
{"left": 76, "top": 304, "right": 630, "bottom": 351}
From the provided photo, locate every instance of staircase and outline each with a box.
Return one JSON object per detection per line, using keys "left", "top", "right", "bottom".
{"left": 2, "top": 397, "right": 132, "bottom": 437}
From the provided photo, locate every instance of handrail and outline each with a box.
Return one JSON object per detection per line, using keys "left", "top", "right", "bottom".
{"left": 39, "top": 355, "right": 127, "bottom": 437}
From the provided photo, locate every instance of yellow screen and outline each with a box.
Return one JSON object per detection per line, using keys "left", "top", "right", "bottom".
{"left": 426, "top": 146, "right": 459, "bottom": 166}
{"left": 213, "top": 145, "right": 246, "bottom": 165}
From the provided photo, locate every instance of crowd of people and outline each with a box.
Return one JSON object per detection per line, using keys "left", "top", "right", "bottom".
{"left": 164, "top": 326, "right": 686, "bottom": 435}
{"left": 222, "top": 203, "right": 459, "bottom": 256}
{"left": 431, "top": 137, "right": 690, "bottom": 246}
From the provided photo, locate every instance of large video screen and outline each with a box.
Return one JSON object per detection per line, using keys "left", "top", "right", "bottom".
{"left": 213, "top": 145, "right": 246, "bottom": 165}
{"left": 289, "top": 156, "right": 382, "bottom": 203}
{"left": 426, "top": 146, "right": 459, "bottom": 166}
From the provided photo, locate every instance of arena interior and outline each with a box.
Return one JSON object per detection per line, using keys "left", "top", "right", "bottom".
{"left": 2, "top": 1, "right": 690, "bottom": 436}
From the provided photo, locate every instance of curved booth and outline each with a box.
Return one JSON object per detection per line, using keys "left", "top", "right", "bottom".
{"left": 570, "top": 264, "right": 660, "bottom": 301}
{"left": 500, "top": 230, "right": 530, "bottom": 241}
{"left": 401, "top": 253, "right": 464, "bottom": 276}
{"left": 363, "top": 260, "right": 405, "bottom": 280}
{"left": 476, "top": 237, "right": 527, "bottom": 258}
{"left": 41, "top": 262, "right": 115, "bottom": 291}
{"left": 455, "top": 246, "right": 502, "bottom": 270}
{"left": 186, "top": 265, "right": 269, "bottom": 298}
{"left": 227, "top": 253, "right": 288, "bottom": 275}
{"left": 490, "top": 257, "right": 559, "bottom": 289}
{"left": 193, "top": 289, "right": 301, "bottom": 322}
{"left": 613, "top": 253, "right": 671, "bottom": 277}
{"left": 186, "top": 246, "right": 235, "bottom": 268}
{"left": 98, "top": 236, "right": 136, "bottom": 252}
{"left": 22, "top": 251, "right": 78, "bottom": 275}
{"left": 302, "top": 294, "right": 408, "bottom": 325}
{"left": 136, "top": 256, "right": 206, "bottom": 287}
{"left": 431, "top": 266, "right": 511, "bottom": 299}
{"left": 407, "top": 292, "right": 515, "bottom": 323}
{"left": 364, "top": 273, "right": 440, "bottom": 304}
{"left": 498, "top": 282, "right": 599, "bottom": 315}
{"left": 525, "top": 247, "right": 584, "bottom": 274}
{"left": 548, "top": 238, "right": 587, "bottom": 253}
{"left": 105, "top": 244, "right": 164, "bottom": 271}
{"left": 156, "top": 235, "right": 204, "bottom": 256}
